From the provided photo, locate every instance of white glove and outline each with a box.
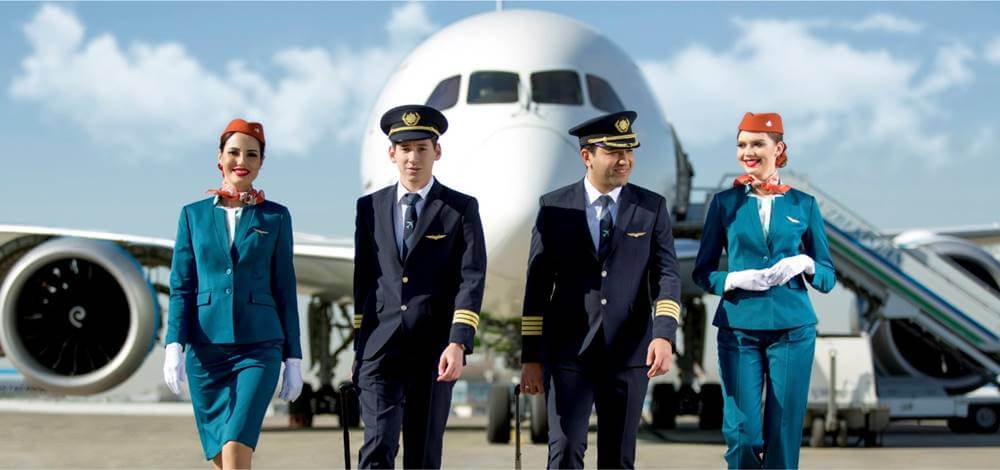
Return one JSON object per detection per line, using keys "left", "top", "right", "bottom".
{"left": 765, "top": 254, "right": 815, "bottom": 286}
{"left": 279, "top": 358, "right": 303, "bottom": 402}
{"left": 163, "top": 342, "right": 186, "bottom": 395}
{"left": 724, "top": 269, "right": 771, "bottom": 292}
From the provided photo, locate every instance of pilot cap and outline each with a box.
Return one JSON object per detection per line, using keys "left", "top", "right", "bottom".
{"left": 380, "top": 104, "right": 448, "bottom": 143}
{"left": 738, "top": 112, "right": 788, "bottom": 167}
{"left": 568, "top": 111, "right": 640, "bottom": 149}
{"left": 220, "top": 118, "right": 265, "bottom": 147}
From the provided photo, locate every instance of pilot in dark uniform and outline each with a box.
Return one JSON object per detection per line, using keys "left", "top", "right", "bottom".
{"left": 520, "top": 111, "right": 683, "bottom": 469}
{"left": 352, "top": 104, "right": 487, "bottom": 469}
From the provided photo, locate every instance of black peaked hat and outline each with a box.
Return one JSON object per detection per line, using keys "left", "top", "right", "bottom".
{"left": 379, "top": 104, "right": 448, "bottom": 143}
{"left": 568, "top": 111, "right": 640, "bottom": 149}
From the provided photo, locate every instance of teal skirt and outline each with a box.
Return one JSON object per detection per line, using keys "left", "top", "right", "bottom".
{"left": 186, "top": 340, "right": 282, "bottom": 460}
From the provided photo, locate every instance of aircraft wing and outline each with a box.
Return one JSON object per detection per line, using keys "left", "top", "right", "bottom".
{"left": 0, "top": 225, "right": 355, "bottom": 301}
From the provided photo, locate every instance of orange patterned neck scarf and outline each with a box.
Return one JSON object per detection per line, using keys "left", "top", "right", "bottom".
{"left": 206, "top": 181, "right": 265, "bottom": 205}
{"left": 733, "top": 172, "right": 790, "bottom": 195}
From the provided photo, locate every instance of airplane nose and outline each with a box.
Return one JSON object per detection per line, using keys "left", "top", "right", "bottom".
{"left": 451, "top": 125, "right": 578, "bottom": 316}
{"left": 477, "top": 125, "right": 577, "bottom": 243}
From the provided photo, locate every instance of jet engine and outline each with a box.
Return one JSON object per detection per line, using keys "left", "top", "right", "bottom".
{"left": 0, "top": 238, "right": 158, "bottom": 394}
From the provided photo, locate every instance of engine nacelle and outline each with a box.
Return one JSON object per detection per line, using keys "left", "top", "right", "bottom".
{"left": 0, "top": 238, "right": 158, "bottom": 395}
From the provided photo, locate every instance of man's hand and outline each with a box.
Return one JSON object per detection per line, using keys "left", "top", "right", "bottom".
{"left": 646, "top": 338, "right": 673, "bottom": 378}
{"left": 521, "top": 362, "right": 544, "bottom": 395}
{"left": 437, "top": 343, "right": 466, "bottom": 382}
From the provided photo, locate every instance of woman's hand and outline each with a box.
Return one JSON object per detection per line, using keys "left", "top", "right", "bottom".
{"left": 766, "top": 254, "right": 815, "bottom": 286}
{"left": 162, "top": 342, "right": 186, "bottom": 395}
{"left": 279, "top": 358, "right": 303, "bottom": 402}
{"left": 724, "top": 269, "right": 771, "bottom": 292}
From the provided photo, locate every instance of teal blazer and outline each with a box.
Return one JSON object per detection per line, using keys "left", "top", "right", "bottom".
{"left": 165, "top": 197, "right": 302, "bottom": 359}
{"left": 693, "top": 187, "right": 836, "bottom": 330}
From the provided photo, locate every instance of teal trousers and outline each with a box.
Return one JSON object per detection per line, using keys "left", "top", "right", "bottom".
{"left": 717, "top": 324, "right": 816, "bottom": 469}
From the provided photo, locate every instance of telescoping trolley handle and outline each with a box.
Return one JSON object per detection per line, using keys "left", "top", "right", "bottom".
{"left": 339, "top": 382, "right": 356, "bottom": 470}
{"left": 514, "top": 385, "right": 522, "bottom": 470}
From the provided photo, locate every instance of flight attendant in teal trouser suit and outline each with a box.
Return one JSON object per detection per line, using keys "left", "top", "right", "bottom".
{"left": 162, "top": 119, "right": 303, "bottom": 469}
{"left": 693, "top": 112, "right": 836, "bottom": 469}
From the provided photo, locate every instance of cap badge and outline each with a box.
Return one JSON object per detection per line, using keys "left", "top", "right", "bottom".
{"left": 402, "top": 112, "right": 421, "bottom": 127}
{"left": 615, "top": 118, "right": 630, "bottom": 133}
{"left": 765, "top": 120, "right": 772, "bottom": 127}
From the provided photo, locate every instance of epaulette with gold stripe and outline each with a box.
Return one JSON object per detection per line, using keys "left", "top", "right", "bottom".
{"left": 522, "top": 316, "right": 543, "bottom": 336}
{"left": 453, "top": 309, "right": 480, "bottom": 330}
{"left": 353, "top": 313, "right": 363, "bottom": 329}
{"left": 655, "top": 299, "right": 681, "bottom": 321}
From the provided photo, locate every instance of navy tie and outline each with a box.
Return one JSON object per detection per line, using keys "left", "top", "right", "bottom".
{"left": 598, "top": 195, "right": 614, "bottom": 261}
{"left": 401, "top": 193, "right": 421, "bottom": 261}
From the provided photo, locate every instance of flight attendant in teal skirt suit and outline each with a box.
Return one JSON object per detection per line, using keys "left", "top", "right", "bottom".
{"left": 693, "top": 112, "right": 836, "bottom": 469}
{"left": 163, "top": 118, "right": 303, "bottom": 469}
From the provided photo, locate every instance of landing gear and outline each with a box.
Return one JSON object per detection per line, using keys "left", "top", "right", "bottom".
{"left": 486, "top": 384, "right": 549, "bottom": 444}
{"left": 650, "top": 383, "right": 678, "bottom": 429}
{"left": 698, "top": 383, "right": 723, "bottom": 430}
{"left": 530, "top": 393, "right": 549, "bottom": 444}
{"left": 289, "top": 383, "right": 315, "bottom": 428}
{"left": 809, "top": 417, "right": 826, "bottom": 448}
{"left": 287, "top": 297, "right": 358, "bottom": 429}
{"left": 487, "top": 384, "right": 512, "bottom": 444}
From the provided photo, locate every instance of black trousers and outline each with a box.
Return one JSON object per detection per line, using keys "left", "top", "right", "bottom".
{"left": 357, "top": 349, "right": 454, "bottom": 469}
{"left": 544, "top": 332, "right": 650, "bottom": 469}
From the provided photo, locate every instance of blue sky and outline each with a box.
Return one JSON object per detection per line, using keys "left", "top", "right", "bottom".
{"left": 2, "top": 2, "right": 998, "bottom": 239}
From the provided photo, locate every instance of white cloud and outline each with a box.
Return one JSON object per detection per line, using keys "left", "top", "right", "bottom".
{"left": 845, "top": 13, "right": 923, "bottom": 34}
{"left": 9, "top": 2, "right": 437, "bottom": 160}
{"left": 640, "top": 18, "right": 977, "bottom": 169}
{"left": 985, "top": 36, "right": 1000, "bottom": 64}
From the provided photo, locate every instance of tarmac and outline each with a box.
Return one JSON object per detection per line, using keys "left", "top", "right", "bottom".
{"left": 2, "top": 409, "right": 999, "bottom": 469}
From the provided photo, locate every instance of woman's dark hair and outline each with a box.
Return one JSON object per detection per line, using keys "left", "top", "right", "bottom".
{"left": 220, "top": 131, "right": 265, "bottom": 158}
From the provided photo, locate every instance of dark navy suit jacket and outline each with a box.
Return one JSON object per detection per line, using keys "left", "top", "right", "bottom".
{"left": 352, "top": 180, "right": 486, "bottom": 361}
{"left": 521, "top": 180, "right": 683, "bottom": 368}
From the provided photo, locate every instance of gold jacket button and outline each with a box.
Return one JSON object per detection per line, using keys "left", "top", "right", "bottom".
{"left": 402, "top": 276, "right": 409, "bottom": 284}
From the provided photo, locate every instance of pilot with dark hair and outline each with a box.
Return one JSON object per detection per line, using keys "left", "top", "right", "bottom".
{"left": 520, "top": 111, "right": 683, "bottom": 469}
{"left": 352, "top": 104, "right": 487, "bottom": 469}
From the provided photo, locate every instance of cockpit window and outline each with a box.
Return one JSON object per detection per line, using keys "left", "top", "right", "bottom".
{"left": 468, "top": 71, "right": 519, "bottom": 104}
{"left": 586, "top": 74, "right": 625, "bottom": 112}
{"left": 426, "top": 75, "right": 460, "bottom": 110}
{"left": 531, "top": 70, "right": 582, "bottom": 105}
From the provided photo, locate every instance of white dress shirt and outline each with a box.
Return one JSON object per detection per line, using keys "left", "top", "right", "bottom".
{"left": 214, "top": 197, "right": 243, "bottom": 248}
{"left": 583, "top": 177, "right": 622, "bottom": 250}
{"left": 394, "top": 176, "right": 436, "bottom": 254}
{"left": 748, "top": 193, "right": 782, "bottom": 240}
